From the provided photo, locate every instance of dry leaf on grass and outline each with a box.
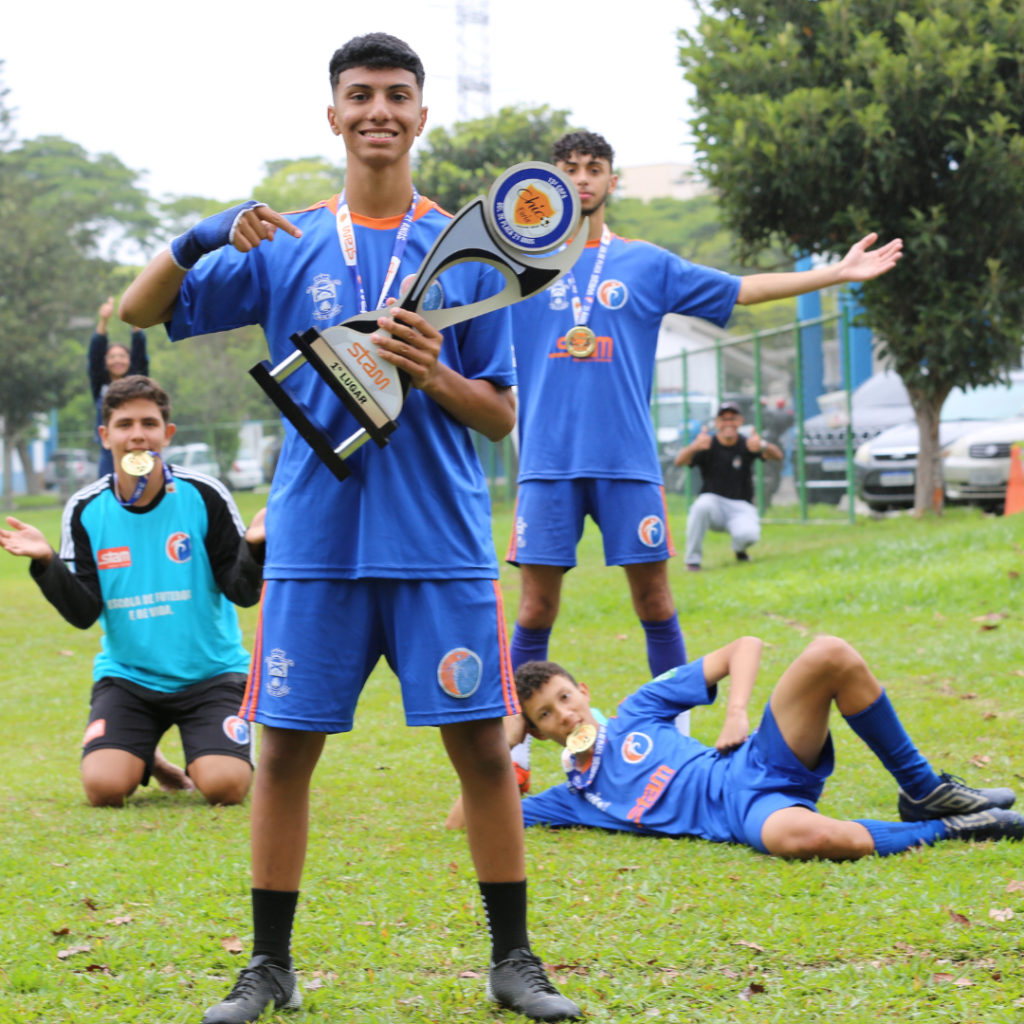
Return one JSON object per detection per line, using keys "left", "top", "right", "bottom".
{"left": 1006, "top": 879, "right": 1024, "bottom": 893}
{"left": 953, "top": 978, "right": 975, "bottom": 987}
{"left": 616, "top": 865, "right": 641, "bottom": 873}
{"left": 56, "top": 945, "right": 91, "bottom": 960}
{"left": 615, "top": 634, "right": 629, "bottom": 640}
{"left": 355, "top": 921, "right": 374, "bottom": 927}
{"left": 106, "top": 915, "right": 132, "bottom": 926}
{"left": 979, "top": 624, "right": 1000, "bottom": 632}
{"left": 959, "top": 692, "right": 978, "bottom": 700}
{"left": 51, "top": 927, "right": 70, "bottom": 936}
{"left": 969, "top": 755, "right": 991, "bottom": 768}
{"left": 983, "top": 712, "right": 999, "bottom": 720}
{"left": 220, "top": 936, "right": 243, "bottom": 954}
{"left": 720, "top": 967, "right": 740, "bottom": 979}
{"left": 893, "top": 941, "right": 915, "bottom": 952}
{"left": 735, "top": 940, "right": 765, "bottom": 952}
{"left": 933, "top": 973, "right": 956, "bottom": 983}
{"left": 948, "top": 909, "right": 972, "bottom": 927}
{"left": 76, "top": 964, "right": 112, "bottom": 975}
{"left": 989, "top": 907, "right": 1014, "bottom": 922}
{"left": 738, "top": 981, "right": 766, "bottom": 1000}
{"left": 81, "top": 897, "right": 98, "bottom": 911}
{"left": 305, "top": 977, "right": 324, "bottom": 991}
{"left": 973, "top": 613, "right": 1008, "bottom": 624}
{"left": 1009, "top": 571, "right": 1020, "bottom": 580}
{"left": 459, "top": 970, "right": 481, "bottom": 978}
{"left": 58, "top": 649, "right": 75, "bottom": 657}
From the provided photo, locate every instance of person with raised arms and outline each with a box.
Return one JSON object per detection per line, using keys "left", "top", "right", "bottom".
{"left": 119, "top": 32, "right": 579, "bottom": 1024}
{"left": 504, "top": 130, "right": 903, "bottom": 706}
{"left": 509, "top": 641, "right": 1022, "bottom": 856}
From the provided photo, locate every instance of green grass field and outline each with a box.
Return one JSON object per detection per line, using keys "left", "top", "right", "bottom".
{"left": 2, "top": 496, "right": 1023, "bottom": 1023}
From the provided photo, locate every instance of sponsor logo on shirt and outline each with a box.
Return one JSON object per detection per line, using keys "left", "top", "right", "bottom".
{"left": 621, "top": 731, "right": 654, "bottom": 764}
{"left": 307, "top": 272, "right": 344, "bottom": 321}
{"left": 547, "top": 279, "right": 569, "bottom": 311}
{"left": 265, "top": 648, "right": 294, "bottom": 697}
{"left": 597, "top": 279, "right": 628, "bottom": 310}
{"left": 437, "top": 648, "right": 483, "bottom": 698}
{"left": 165, "top": 532, "right": 192, "bottom": 563}
{"left": 83, "top": 718, "right": 106, "bottom": 746}
{"left": 400, "top": 274, "right": 445, "bottom": 311}
{"left": 222, "top": 715, "right": 251, "bottom": 745}
{"left": 637, "top": 515, "right": 665, "bottom": 548}
{"left": 97, "top": 547, "right": 131, "bottom": 570}
{"left": 626, "top": 764, "right": 677, "bottom": 824}
{"left": 550, "top": 335, "right": 614, "bottom": 362}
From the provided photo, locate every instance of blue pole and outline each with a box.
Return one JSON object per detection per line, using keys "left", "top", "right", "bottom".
{"left": 795, "top": 255, "right": 824, "bottom": 419}
{"left": 842, "top": 285, "right": 873, "bottom": 390}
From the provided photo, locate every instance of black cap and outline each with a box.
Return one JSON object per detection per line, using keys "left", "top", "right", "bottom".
{"left": 717, "top": 401, "right": 742, "bottom": 417}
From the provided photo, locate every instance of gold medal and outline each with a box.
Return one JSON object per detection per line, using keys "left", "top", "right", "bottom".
{"left": 565, "top": 325, "right": 597, "bottom": 359}
{"left": 566, "top": 721, "right": 597, "bottom": 755}
{"left": 121, "top": 450, "right": 155, "bottom": 477}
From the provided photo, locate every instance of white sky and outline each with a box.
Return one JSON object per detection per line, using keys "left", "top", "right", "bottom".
{"left": 4, "top": 0, "right": 700, "bottom": 203}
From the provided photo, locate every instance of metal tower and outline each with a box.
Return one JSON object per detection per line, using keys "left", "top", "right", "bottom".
{"left": 456, "top": 0, "right": 491, "bottom": 121}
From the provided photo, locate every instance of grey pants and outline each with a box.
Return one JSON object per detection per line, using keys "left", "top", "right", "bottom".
{"left": 685, "top": 492, "right": 761, "bottom": 565}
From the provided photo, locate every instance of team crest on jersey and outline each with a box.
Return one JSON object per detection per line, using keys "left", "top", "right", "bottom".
{"left": 637, "top": 515, "right": 665, "bottom": 548}
{"left": 547, "top": 279, "right": 569, "bottom": 311}
{"left": 307, "top": 272, "right": 344, "bottom": 320}
{"left": 222, "top": 715, "right": 250, "bottom": 745}
{"left": 437, "top": 648, "right": 483, "bottom": 698}
{"left": 400, "top": 274, "right": 445, "bottom": 311}
{"left": 265, "top": 648, "right": 294, "bottom": 697}
{"left": 165, "top": 531, "right": 192, "bottom": 563}
{"left": 621, "top": 731, "right": 653, "bottom": 765}
{"left": 597, "top": 279, "right": 628, "bottom": 310}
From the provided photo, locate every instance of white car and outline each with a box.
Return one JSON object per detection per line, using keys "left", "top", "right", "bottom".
{"left": 943, "top": 419, "right": 1024, "bottom": 511}
{"left": 226, "top": 455, "right": 264, "bottom": 491}
{"left": 163, "top": 443, "right": 222, "bottom": 480}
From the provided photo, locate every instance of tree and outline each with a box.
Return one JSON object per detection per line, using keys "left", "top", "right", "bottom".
{"left": 254, "top": 157, "right": 345, "bottom": 213}
{"left": 0, "top": 68, "right": 156, "bottom": 497}
{"left": 680, "top": 0, "right": 1024, "bottom": 512}
{"left": 415, "top": 105, "right": 575, "bottom": 211}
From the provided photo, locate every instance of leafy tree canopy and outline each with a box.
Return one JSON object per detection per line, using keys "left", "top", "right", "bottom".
{"left": 415, "top": 105, "right": 575, "bottom": 212}
{"left": 680, "top": 0, "right": 1024, "bottom": 510}
{"left": 253, "top": 156, "right": 345, "bottom": 213}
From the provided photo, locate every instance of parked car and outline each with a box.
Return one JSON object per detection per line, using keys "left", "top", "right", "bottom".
{"left": 854, "top": 375, "right": 1024, "bottom": 510}
{"left": 943, "top": 418, "right": 1024, "bottom": 512}
{"left": 163, "top": 443, "right": 221, "bottom": 480}
{"left": 226, "top": 454, "right": 264, "bottom": 490}
{"left": 802, "top": 371, "right": 913, "bottom": 504}
{"left": 44, "top": 448, "right": 99, "bottom": 490}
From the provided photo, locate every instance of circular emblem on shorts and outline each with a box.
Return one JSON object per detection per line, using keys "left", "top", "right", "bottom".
{"left": 621, "top": 731, "right": 653, "bottom": 764}
{"left": 597, "top": 279, "right": 629, "bottom": 310}
{"left": 222, "top": 715, "right": 250, "bottom": 745}
{"left": 486, "top": 163, "right": 579, "bottom": 254}
{"left": 400, "top": 273, "right": 444, "bottom": 311}
{"left": 437, "top": 648, "right": 483, "bottom": 698}
{"left": 638, "top": 515, "right": 665, "bottom": 548}
{"left": 166, "top": 531, "right": 192, "bottom": 563}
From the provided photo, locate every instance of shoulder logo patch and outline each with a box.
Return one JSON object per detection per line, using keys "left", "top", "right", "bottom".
{"left": 307, "top": 272, "right": 343, "bottom": 321}
{"left": 597, "top": 279, "right": 628, "bottom": 310}
{"left": 437, "top": 648, "right": 483, "bottom": 698}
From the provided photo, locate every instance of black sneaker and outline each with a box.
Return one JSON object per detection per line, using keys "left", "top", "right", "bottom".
{"left": 941, "top": 808, "right": 1024, "bottom": 842}
{"left": 201, "top": 955, "right": 301, "bottom": 1023}
{"left": 898, "top": 772, "right": 1016, "bottom": 822}
{"left": 487, "top": 948, "right": 581, "bottom": 1022}
{"left": 735, "top": 551, "right": 750, "bottom": 562}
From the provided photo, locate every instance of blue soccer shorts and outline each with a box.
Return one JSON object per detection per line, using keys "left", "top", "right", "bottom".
{"left": 725, "top": 701, "right": 835, "bottom": 853}
{"left": 239, "top": 578, "right": 519, "bottom": 733}
{"left": 506, "top": 478, "right": 676, "bottom": 568}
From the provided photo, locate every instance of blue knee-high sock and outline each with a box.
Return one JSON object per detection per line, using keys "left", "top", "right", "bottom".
{"left": 640, "top": 612, "right": 687, "bottom": 676}
{"left": 843, "top": 690, "right": 942, "bottom": 801}
{"left": 510, "top": 624, "right": 552, "bottom": 673}
{"left": 855, "top": 818, "right": 947, "bottom": 856}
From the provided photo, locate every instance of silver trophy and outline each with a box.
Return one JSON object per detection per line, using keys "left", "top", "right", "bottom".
{"left": 251, "top": 162, "right": 588, "bottom": 481}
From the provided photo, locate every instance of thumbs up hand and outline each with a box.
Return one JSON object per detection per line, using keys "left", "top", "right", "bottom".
{"left": 694, "top": 424, "right": 712, "bottom": 450}
{"left": 746, "top": 429, "right": 763, "bottom": 453}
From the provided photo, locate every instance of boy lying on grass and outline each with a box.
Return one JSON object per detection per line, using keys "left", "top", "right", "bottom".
{"left": 496, "top": 637, "right": 1021, "bottom": 858}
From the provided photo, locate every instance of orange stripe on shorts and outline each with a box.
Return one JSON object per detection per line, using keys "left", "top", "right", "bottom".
{"left": 239, "top": 582, "right": 266, "bottom": 721}
{"left": 505, "top": 492, "right": 520, "bottom": 562}
{"left": 492, "top": 580, "right": 520, "bottom": 715}
{"left": 660, "top": 485, "right": 677, "bottom": 557}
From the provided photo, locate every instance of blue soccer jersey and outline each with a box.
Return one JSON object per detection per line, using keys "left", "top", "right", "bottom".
{"left": 44, "top": 470, "right": 254, "bottom": 692}
{"left": 512, "top": 236, "right": 741, "bottom": 484}
{"left": 168, "top": 197, "right": 515, "bottom": 581}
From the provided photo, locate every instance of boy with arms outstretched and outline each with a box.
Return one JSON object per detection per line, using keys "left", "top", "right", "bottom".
{"left": 510, "top": 640, "right": 1021, "bottom": 857}
{"left": 120, "top": 33, "right": 579, "bottom": 1024}
{"left": 0, "top": 376, "right": 265, "bottom": 807}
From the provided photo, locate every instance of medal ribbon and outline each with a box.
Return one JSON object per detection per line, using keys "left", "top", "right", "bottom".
{"left": 336, "top": 188, "right": 420, "bottom": 313}
{"left": 565, "top": 723, "right": 608, "bottom": 793}
{"left": 566, "top": 224, "right": 612, "bottom": 327}
{"left": 113, "top": 452, "right": 176, "bottom": 508}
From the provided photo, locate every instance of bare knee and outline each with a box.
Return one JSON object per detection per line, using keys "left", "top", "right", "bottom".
{"left": 763, "top": 810, "right": 874, "bottom": 861}
{"left": 82, "top": 776, "right": 134, "bottom": 808}
{"left": 804, "top": 636, "right": 863, "bottom": 676}
{"left": 442, "top": 720, "right": 514, "bottom": 781}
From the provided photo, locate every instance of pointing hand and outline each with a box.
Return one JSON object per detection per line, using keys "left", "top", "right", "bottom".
{"left": 746, "top": 430, "right": 763, "bottom": 453}
{"left": 694, "top": 425, "right": 712, "bottom": 450}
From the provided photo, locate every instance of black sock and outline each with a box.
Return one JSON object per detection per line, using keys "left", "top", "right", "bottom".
{"left": 479, "top": 880, "right": 530, "bottom": 964}
{"left": 251, "top": 888, "right": 298, "bottom": 967}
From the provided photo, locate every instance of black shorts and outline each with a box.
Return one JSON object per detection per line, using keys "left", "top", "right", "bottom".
{"left": 82, "top": 674, "right": 255, "bottom": 785}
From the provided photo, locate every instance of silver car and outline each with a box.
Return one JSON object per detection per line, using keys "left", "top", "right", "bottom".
{"left": 944, "top": 419, "right": 1024, "bottom": 511}
{"left": 163, "top": 443, "right": 222, "bottom": 480}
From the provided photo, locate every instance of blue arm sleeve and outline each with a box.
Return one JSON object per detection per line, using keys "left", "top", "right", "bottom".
{"left": 167, "top": 246, "right": 265, "bottom": 342}
{"left": 453, "top": 266, "right": 516, "bottom": 387}
{"left": 521, "top": 783, "right": 587, "bottom": 829}
{"left": 129, "top": 330, "right": 148, "bottom": 376}
{"left": 617, "top": 658, "right": 718, "bottom": 721}
{"left": 663, "top": 252, "right": 742, "bottom": 328}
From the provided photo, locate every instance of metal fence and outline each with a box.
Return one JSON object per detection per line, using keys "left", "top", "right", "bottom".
{"left": 652, "top": 305, "right": 858, "bottom": 525}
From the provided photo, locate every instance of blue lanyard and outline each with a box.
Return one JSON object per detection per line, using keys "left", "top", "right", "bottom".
{"left": 113, "top": 453, "right": 175, "bottom": 508}
{"left": 565, "top": 224, "right": 612, "bottom": 327}
{"left": 336, "top": 188, "right": 420, "bottom": 313}
{"left": 565, "top": 724, "right": 608, "bottom": 793}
